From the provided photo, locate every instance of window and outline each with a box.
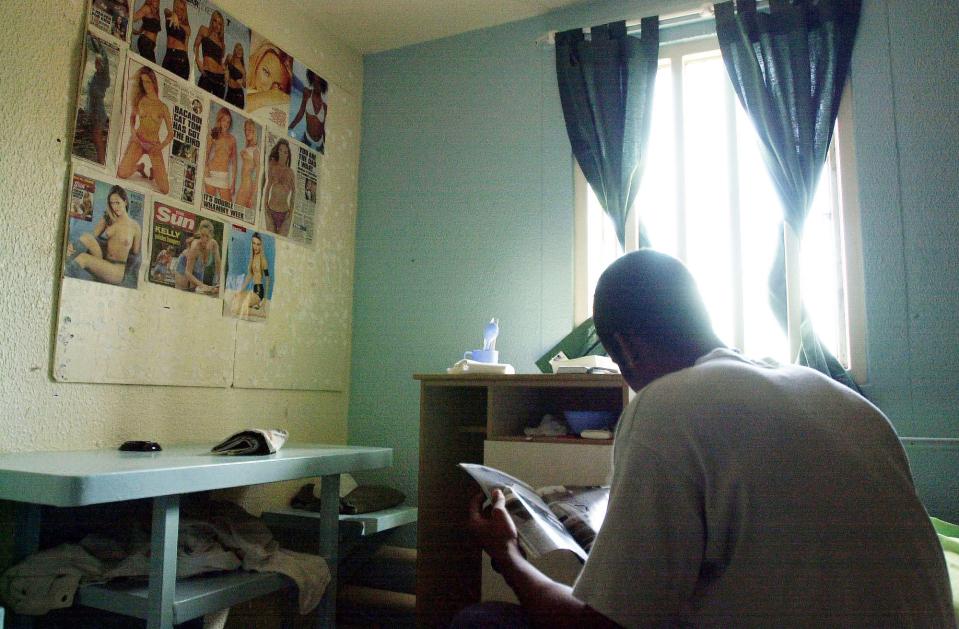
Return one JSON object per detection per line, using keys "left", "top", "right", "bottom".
{"left": 574, "top": 35, "right": 866, "bottom": 380}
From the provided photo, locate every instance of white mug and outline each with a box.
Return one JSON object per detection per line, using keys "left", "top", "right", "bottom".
{"left": 464, "top": 349, "right": 498, "bottom": 363}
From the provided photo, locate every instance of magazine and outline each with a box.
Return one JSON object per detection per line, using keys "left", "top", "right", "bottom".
{"left": 459, "top": 463, "right": 609, "bottom": 562}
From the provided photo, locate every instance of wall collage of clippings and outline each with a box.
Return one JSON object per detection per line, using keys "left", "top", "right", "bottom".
{"left": 66, "top": 0, "right": 330, "bottom": 323}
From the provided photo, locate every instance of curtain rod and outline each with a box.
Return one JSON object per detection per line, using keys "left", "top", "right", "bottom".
{"left": 536, "top": 1, "right": 770, "bottom": 46}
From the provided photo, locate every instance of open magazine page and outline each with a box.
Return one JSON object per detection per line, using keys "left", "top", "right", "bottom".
{"left": 459, "top": 463, "right": 536, "bottom": 496}
{"left": 459, "top": 463, "right": 586, "bottom": 561}
{"left": 510, "top": 485, "right": 588, "bottom": 561}
{"left": 536, "top": 486, "right": 609, "bottom": 554}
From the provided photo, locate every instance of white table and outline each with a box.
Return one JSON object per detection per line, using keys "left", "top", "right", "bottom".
{"left": 0, "top": 443, "right": 392, "bottom": 629}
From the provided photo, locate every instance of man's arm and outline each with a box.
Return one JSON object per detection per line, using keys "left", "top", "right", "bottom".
{"left": 467, "top": 490, "right": 621, "bottom": 629}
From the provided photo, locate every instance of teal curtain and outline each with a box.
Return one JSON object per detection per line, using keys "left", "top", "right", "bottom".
{"left": 715, "top": 0, "right": 862, "bottom": 391}
{"left": 555, "top": 18, "right": 659, "bottom": 248}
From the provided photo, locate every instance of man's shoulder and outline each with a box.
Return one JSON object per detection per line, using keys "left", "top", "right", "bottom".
{"left": 646, "top": 349, "right": 780, "bottom": 395}
{"left": 631, "top": 348, "right": 856, "bottom": 425}
{"left": 678, "top": 348, "right": 834, "bottom": 390}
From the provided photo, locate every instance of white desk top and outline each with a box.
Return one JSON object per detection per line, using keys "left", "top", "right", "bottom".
{"left": 0, "top": 443, "right": 392, "bottom": 507}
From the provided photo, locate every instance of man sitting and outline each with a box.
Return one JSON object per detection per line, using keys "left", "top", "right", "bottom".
{"left": 461, "top": 249, "right": 954, "bottom": 628}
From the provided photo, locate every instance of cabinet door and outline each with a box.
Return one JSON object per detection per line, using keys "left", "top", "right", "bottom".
{"left": 483, "top": 440, "right": 612, "bottom": 488}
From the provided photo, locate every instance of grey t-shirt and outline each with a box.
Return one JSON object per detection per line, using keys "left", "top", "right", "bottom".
{"left": 574, "top": 349, "right": 954, "bottom": 627}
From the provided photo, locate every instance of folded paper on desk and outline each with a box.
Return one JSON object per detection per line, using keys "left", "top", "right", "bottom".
{"left": 447, "top": 359, "right": 515, "bottom": 375}
{"left": 212, "top": 429, "right": 288, "bottom": 455}
{"left": 550, "top": 354, "right": 619, "bottom": 374}
{"left": 535, "top": 317, "right": 606, "bottom": 373}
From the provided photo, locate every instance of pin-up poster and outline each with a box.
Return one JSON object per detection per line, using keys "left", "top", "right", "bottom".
{"left": 72, "top": 30, "right": 124, "bottom": 169}
{"left": 287, "top": 60, "right": 329, "bottom": 154}
{"left": 128, "top": 0, "right": 192, "bottom": 81}
{"left": 63, "top": 166, "right": 145, "bottom": 290}
{"left": 245, "top": 32, "right": 293, "bottom": 128}
{"left": 115, "top": 57, "right": 204, "bottom": 205}
{"left": 200, "top": 101, "right": 262, "bottom": 224}
{"left": 187, "top": 0, "right": 251, "bottom": 107}
{"left": 148, "top": 200, "right": 225, "bottom": 297}
{"left": 223, "top": 225, "right": 275, "bottom": 322}
{"left": 260, "top": 131, "right": 318, "bottom": 245}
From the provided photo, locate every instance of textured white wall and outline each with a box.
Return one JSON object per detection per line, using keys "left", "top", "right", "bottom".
{"left": 0, "top": 2, "right": 363, "bottom": 457}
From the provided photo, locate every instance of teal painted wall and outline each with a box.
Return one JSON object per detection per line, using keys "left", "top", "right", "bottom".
{"left": 349, "top": 0, "right": 959, "bottom": 539}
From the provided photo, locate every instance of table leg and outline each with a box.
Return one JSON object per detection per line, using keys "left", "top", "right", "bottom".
{"left": 314, "top": 474, "right": 340, "bottom": 629}
{"left": 147, "top": 494, "right": 180, "bottom": 629}
{"left": 9, "top": 503, "right": 41, "bottom": 629}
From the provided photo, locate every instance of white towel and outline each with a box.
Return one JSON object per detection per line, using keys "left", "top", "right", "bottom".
{"left": 0, "top": 498, "right": 329, "bottom": 616}
{"left": 0, "top": 544, "right": 102, "bottom": 615}
{"left": 181, "top": 498, "right": 330, "bottom": 613}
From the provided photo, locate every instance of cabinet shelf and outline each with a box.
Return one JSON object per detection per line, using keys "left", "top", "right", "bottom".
{"left": 79, "top": 571, "right": 290, "bottom": 624}
{"left": 414, "top": 372, "right": 629, "bottom": 627}
{"left": 487, "top": 435, "right": 613, "bottom": 445}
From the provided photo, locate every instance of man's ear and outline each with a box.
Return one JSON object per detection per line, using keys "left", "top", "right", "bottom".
{"left": 610, "top": 332, "right": 642, "bottom": 373}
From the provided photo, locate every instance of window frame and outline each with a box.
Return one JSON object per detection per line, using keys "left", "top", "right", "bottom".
{"left": 572, "top": 36, "right": 867, "bottom": 383}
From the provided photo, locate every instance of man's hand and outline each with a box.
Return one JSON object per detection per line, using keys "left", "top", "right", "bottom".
{"left": 467, "top": 488, "right": 521, "bottom": 572}
{"left": 465, "top": 488, "right": 621, "bottom": 628}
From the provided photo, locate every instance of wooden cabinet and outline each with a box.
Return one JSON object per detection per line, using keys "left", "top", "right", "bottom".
{"left": 413, "top": 373, "right": 629, "bottom": 627}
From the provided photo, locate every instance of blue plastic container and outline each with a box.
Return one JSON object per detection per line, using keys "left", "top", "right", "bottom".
{"left": 563, "top": 410, "right": 617, "bottom": 435}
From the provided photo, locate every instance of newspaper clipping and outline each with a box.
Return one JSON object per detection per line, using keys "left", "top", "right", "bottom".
{"left": 261, "top": 131, "right": 318, "bottom": 244}
{"left": 63, "top": 166, "right": 145, "bottom": 290}
{"left": 115, "top": 57, "right": 204, "bottom": 205}
{"left": 88, "top": 0, "right": 131, "bottom": 42}
{"left": 223, "top": 225, "right": 276, "bottom": 322}
{"left": 200, "top": 101, "right": 262, "bottom": 224}
{"left": 246, "top": 32, "right": 294, "bottom": 128}
{"left": 73, "top": 31, "right": 124, "bottom": 169}
{"left": 148, "top": 201, "right": 225, "bottom": 297}
{"left": 290, "top": 140, "right": 319, "bottom": 245}
{"left": 287, "top": 59, "right": 329, "bottom": 154}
